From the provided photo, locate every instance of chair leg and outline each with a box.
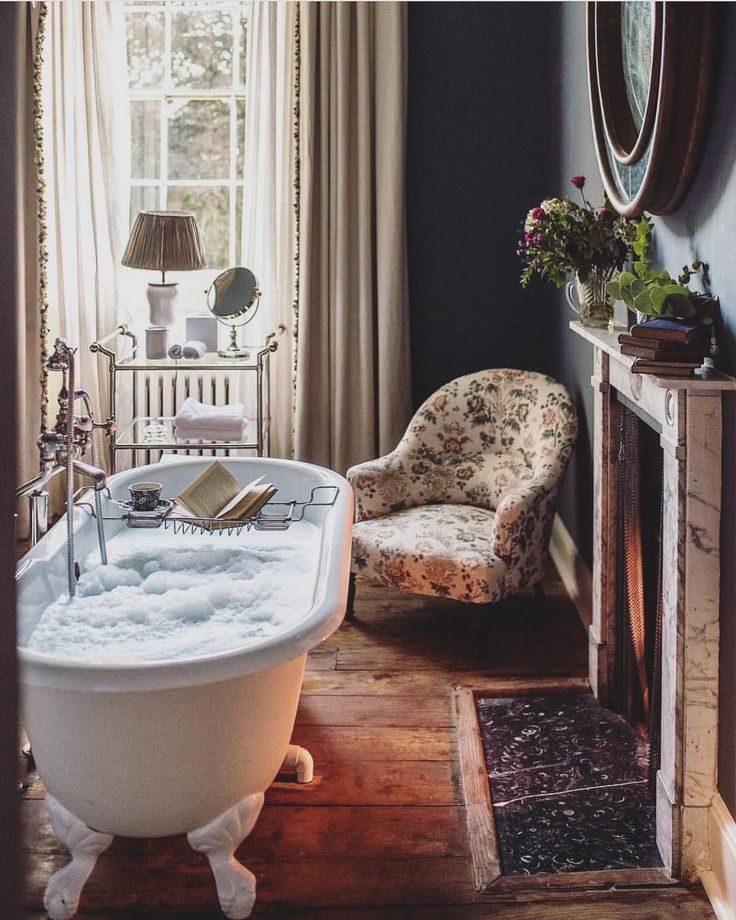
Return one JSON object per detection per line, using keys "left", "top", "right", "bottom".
{"left": 533, "top": 581, "right": 545, "bottom": 610}
{"left": 345, "top": 571, "right": 357, "bottom": 621}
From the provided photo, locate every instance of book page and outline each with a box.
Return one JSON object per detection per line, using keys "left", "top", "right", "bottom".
{"left": 216, "top": 475, "right": 266, "bottom": 518}
{"left": 218, "top": 484, "right": 277, "bottom": 521}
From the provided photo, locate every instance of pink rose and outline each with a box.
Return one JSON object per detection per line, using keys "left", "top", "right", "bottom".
{"left": 571, "top": 175, "right": 586, "bottom": 189}
{"left": 531, "top": 207, "right": 546, "bottom": 220}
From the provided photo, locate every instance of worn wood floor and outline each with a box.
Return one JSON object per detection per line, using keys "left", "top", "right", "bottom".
{"left": 20, "top": 571, "right": 715, "bottom": 918}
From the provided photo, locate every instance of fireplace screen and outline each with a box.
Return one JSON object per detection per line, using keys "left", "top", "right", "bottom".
{"left": 614, "top": 400, "right": 663, "bottom": 792}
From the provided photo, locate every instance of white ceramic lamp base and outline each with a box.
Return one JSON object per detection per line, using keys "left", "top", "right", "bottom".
{"left": 146, "top": 283, "right": 179, "bottom": 328}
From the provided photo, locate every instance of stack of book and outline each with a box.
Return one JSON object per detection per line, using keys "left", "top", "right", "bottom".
{"left": 618, "top": 318, "right": 710, "bottom": 377}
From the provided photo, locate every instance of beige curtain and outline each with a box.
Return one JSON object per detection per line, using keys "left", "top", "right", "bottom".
{"left": 241, "top": 0, "right": 299, "bottom": 459}
{"left": 294, "top": 1, "right": 411, "bottom": 473}
{"left": 16, "top": 3, "right": 46, "bottom": 530}
{"left": 42, "top": 1, "right": 130, "bottom": 470}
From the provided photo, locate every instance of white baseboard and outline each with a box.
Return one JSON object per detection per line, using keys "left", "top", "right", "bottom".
{"left": 702, "top": 794, "right": 736, "bottom": 920}
{"left": 549, "top": 514, "right": 592, "bottom": 630}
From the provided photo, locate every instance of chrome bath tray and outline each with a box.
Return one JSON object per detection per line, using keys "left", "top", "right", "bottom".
{"left": 104, "top": 485, "right": 339, "bottom": 535}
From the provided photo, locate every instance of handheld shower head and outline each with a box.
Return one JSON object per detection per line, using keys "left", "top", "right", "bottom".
{"left": 46, "top": 338, "right": 77, "bottom": 372}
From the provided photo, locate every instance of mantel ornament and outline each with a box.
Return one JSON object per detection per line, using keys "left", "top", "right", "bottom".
{"left": 587, "top": 1, "right": 718, "bottom": 216}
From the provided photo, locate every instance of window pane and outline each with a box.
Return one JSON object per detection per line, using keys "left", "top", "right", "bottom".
{"left": 235, "top": 184, "right": 242, "bottom": 264}
{"left": 236, "top": 98, "right": 245, "bottom": 180}
{"left": 130, "top": 185, "right": 160, "bottom": 228}
{"left": 126, "top": 10, "right": 164, "bottom": 89}
{"left": 131, "top": 100, "right": 160, "bottom": 180}
{"left": 171, "top": 8, "right": 234, "bottom": 89}
{"left": 238, "top": 15, "right": 247, "bottom": 88}
{"left": 167, "top": 186, "right": 229, "bottom": 268}
{"left": 168, "top": 99, "right": 230, "bottom": 180}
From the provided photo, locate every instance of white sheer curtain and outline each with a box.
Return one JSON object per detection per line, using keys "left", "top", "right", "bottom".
{"left": 42, "top": 1, "right": 130, "bottom": 463}
{"left": 240, "top": 0, "right": 299, "bottom": 459}
{"left": 294, "top": 1, "right": 411, "bottom": 473}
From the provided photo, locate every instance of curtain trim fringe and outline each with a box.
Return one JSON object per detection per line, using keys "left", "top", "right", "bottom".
{"left": 33, "top": 1, "right": 49, "bottom": 433}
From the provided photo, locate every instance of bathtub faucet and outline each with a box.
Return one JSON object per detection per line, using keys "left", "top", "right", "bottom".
{"left": 17, "top": 338, "right": 113, "bottom": 594}
{"left": 37, "top": 398, "right": 108, "bottom": 493}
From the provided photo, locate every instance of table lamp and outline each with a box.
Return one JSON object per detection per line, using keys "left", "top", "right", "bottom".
{"left": 121, "top": 210, "right": 207, "bottom": 328}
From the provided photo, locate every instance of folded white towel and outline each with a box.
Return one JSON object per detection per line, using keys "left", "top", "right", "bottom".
{"left": 174, "top": 397, "right": 246, "bottom": 441}
{"left": 182, "top": 340, "right": 206, "bottom": 359}
{"left": 168, "top": 343, "right": 184, "bottom": 360}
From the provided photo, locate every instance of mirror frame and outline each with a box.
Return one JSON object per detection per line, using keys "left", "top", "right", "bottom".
{"left": 587, "top": 1, "right": 718, "bottom": 216}
{"left": 207, "top": 267, "right": 260, "bottom": 326}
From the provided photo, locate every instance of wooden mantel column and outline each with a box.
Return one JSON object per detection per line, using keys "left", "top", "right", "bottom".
{"left": 572, "top": 320, "right": 735, "bottom": 881}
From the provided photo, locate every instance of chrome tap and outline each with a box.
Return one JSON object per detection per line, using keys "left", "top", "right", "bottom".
{"left": 17, "top": 338, "right": 110, "bottom": 594}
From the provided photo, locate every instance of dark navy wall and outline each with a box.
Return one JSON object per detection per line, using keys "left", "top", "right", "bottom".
{"left": 407, "top": 2, "right": 559, "bottom": 408}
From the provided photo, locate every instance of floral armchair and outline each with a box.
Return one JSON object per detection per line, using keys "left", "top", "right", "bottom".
{"left": 346, "top": 369, "right": 577, "bottom": 608}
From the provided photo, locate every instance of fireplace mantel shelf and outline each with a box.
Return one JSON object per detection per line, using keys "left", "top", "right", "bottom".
{"left": 570, "top": 320, "right": 736, "bottom": 390}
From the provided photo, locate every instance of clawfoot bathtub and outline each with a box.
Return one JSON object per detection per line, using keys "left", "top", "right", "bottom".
{"left": 17, "top": 457, "right": 353, "bottom": 919}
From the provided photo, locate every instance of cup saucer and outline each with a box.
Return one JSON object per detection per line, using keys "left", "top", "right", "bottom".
{"left": 120, "top": 498, "right": 174, "bottom": 518}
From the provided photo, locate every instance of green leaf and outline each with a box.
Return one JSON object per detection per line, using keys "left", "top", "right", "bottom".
{"left": 633, "top": 288, "right": 654, "bottom": 313}
{"left": 606, "top": 281, "right": 622, "bottom": 300}
{"left": 663, "top": 283, "right": 690, "bottom": 297}
{"left": 650, "top": 286, "right": 667, "bottom": 311}
{"left": 617, "top": 270, "right": 635, "bottom": 290}
{"left": 633, "top": 261, "right": 647, "bottom": 276}
{"left": 630, "top": 279, "right": 647, "bottom": 298}
{"left": 632, "top": 240, "right": 647, "bottom": 257}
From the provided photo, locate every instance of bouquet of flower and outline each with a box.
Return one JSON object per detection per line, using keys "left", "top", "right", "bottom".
{"left": 518, "top": 176, "right": 647, "bottom": 288}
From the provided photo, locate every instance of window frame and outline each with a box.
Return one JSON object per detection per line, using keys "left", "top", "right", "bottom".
{"left": 125, "top": 0, "right": 246, "bottom": 270}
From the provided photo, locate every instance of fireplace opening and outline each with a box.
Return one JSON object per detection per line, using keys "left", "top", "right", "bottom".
{"left": 614, "top": 397, "right": 664, "bottom": 793}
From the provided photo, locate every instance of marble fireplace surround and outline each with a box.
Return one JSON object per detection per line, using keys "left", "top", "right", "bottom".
{"left": 571, "top": 321, "right": 736, "bottom": 881}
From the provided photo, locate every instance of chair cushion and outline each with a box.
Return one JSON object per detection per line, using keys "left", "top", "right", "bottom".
{"left": 351, "top": 503, "right": 508, "bottom": 604}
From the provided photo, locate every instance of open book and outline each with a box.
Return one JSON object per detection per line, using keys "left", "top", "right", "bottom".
{"left": 174, "top": 461, "right": 277, "bottom": 524}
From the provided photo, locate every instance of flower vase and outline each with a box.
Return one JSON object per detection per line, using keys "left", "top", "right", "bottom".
{"left": 565, "top": 267, "right": 616, "bottom": 331}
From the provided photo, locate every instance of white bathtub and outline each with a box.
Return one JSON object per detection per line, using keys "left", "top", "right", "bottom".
{"left": 17, "top": 457, "right": 353, "bottom": 919}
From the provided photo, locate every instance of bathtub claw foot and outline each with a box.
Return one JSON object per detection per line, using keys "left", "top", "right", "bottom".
{"left": 281, "top": 744, "right": 314, "bottom": 783}
{"left": 187, "top": 792, "right": 264, "bottom": 919}
{"left": 44, "top": 794, "right": 114, "bottom": 920}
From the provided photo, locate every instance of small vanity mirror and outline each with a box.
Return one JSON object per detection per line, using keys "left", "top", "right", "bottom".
{"left": 206, "top": 266, "right": 260, "bottom": 358}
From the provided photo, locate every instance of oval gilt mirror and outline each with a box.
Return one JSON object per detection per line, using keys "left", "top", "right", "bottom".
{"left": 587, "top": 1, "right": 718, "bottom": 216}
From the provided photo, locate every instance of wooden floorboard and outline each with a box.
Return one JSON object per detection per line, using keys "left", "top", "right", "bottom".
{"left": 20, "top": 572, "right": 715, "bottom": 918}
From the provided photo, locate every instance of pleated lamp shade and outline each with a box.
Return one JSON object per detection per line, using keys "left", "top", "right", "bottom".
{"left": 121, "top": 210, "right": 207, "bottom": 277}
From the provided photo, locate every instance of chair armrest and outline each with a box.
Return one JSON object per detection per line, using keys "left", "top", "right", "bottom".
{"left": 346, "top": 453, "right": 411, "bottom": 522}
{"left": 491, "top": 476, "right": 560, "bottom": 591}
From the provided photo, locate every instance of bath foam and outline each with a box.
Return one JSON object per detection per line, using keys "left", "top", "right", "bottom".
{"left": 25, "top": 524, "right": 321, "bottom": 663}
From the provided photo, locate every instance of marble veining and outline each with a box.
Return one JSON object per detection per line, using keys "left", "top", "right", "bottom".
{"left": 477, "top": 693, "right": 662, "bottom": 876}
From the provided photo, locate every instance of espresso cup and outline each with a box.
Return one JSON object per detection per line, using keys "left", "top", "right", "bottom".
{"left": 129, "top": 481, "right": 163, "bottom": 512}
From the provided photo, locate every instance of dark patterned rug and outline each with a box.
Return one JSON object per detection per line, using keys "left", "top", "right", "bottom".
{"left": 476, "top": 692, "right": 663, "bottom": 875}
